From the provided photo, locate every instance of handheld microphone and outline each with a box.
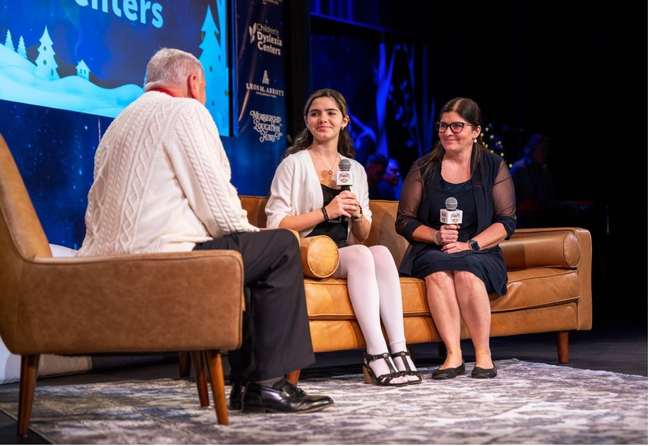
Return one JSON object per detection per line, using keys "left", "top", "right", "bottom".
{"left": 337, "top": 158, "right": 353, "bottom": 222}
{"left": 440, "top": 197, "right": 463, "bottom": 224}
{"left": 337, "top": 159, "right": 352, "bottom": 190}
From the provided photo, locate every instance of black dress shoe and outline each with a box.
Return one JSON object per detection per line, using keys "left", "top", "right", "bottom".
{"left": 229, "top": 381, "right": 246, "bottom": 410}
{"left": 431, "top": 363, "right": 465, "bottom": 380}
{"left": 241, "top": 379, "right": 334, "bottom": 413}
{"left": 471, "top": 363, "right": 497, "bottom": 379}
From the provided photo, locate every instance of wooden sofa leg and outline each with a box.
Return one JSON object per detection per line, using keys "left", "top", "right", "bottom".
{"left": 18, "top": 354, "right": 40, "bottom": 437}
{"left": 557, "top": 331, "right": 569, "bottom": 363}
{"left": 190, "top": 351, "right": 210, "bottom": 407}
{"left": 205, "top": 350, "right": 229, "bottom": 425}
{"left": 286, "top": 369, "right": 300, "bottom": 385}
{"left": 179, "top": 351, "right": 191, "bottom": 377}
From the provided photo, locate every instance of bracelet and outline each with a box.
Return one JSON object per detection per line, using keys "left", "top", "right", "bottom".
{"left": 321, "top": 207, "right": 331, "bottom": 223}
{"left": 351, "top": 206, "right": 363, "bottom": 221}
{"left": 433, "top": 229, "right": 441, "bottom": 246}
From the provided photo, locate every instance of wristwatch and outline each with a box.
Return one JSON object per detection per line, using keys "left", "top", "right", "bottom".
{"left": 469, "top": 239, "right": 480, "bottom": 251}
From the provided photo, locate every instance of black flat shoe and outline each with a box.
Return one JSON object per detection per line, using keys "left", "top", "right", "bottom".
{"left": 471, "top": 363, "right": 497, "bottom": 379}
{"left": 431, "top": 363, "right": 465, "bottom": 380}
{"left": 229, "top": 381, "right": 246, "bottom": 410}
{"left": 241, "top": 379, "right": 334, "bottom": 413}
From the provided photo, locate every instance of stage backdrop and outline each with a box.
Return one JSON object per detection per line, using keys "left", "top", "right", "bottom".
{"left": 0, "top": 0, "right": 287, "bottom": 249}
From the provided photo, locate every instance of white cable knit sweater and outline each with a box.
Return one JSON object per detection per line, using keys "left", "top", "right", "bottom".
{"left": 77, "top": 91, "right": 258, "bottom": 256}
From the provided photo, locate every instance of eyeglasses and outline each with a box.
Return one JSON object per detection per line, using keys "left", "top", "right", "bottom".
{"left": 435, "top": 121, "right": 467, "bottom": 133}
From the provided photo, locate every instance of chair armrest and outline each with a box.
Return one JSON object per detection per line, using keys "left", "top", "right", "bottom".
{"left": 3, "top": 250, "right": 245, "bottom": 355}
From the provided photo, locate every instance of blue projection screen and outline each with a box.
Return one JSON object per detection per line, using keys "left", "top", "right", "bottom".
{"left": 0, "top": 0, "right": 232, "bottom": 135}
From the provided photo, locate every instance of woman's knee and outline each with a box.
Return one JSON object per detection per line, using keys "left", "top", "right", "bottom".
{"left": 425, "top": 271, "right": 453, "bottom": 288}
{"left": 453, "top": 270, "right": 481, "bottom": 288}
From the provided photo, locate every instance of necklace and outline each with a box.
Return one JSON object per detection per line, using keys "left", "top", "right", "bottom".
{"left": 312, "top": 149, "right": 339, "bottom": 175}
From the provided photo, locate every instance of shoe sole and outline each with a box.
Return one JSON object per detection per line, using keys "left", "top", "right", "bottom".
{"left": 241, "top": 402, "right": 334, "bottom": 414}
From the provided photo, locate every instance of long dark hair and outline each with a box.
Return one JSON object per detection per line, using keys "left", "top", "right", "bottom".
{"left": 421, "top": 97, "right": 487, "bottom": 180}
{"left": 284, "top": 88, "right": 356, "bottom": 159}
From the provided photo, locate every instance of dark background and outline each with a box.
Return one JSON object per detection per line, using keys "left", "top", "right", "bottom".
{"left": 285, "top": 0, "right": 648, "bottom": 330}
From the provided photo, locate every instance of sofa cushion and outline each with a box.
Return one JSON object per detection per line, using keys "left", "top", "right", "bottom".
{"left": 299, "top": 236, "right": 340, "bottom": 279}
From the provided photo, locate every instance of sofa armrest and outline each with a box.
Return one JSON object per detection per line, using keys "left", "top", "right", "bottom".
{"left": 502, "top": 227, "right": 593, "bottom": 330}
{"left": 501, "top": 227, "right": 586, "bottom": 270}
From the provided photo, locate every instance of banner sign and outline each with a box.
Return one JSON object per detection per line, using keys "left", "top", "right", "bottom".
{"left": 227, "top": 0, "right": 286, "bottom": 194}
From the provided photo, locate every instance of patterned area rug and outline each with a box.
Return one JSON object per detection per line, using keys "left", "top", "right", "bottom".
{"left": 0, "top": 359, "right": 646, "bottom": 444}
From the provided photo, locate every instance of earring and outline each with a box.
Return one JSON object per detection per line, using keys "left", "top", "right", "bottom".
{"left": 473, "top": 138, "right": 477, "bottom": 143}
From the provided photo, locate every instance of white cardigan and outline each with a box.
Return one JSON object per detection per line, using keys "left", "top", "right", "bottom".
{"left": 265, "top": 149, "right": 372, "bottom": 239}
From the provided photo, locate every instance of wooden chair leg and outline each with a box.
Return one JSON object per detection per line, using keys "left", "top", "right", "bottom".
{"left": 190, "top": 351, "right": 210, "bottom": 407}
{"left": 286, "top": 369, "right": 300, "bottom": 385}
{"left": 179, "top": 351, "right": 191, "bottom": 378}
{"left": 556, "top": 331, "right": 569, "bottom": 363}
{"left": 205, "top": 350, "right": 228, "bottom": 425}
{"left": 18, "top": 354, "right": 39, "bottom": 437}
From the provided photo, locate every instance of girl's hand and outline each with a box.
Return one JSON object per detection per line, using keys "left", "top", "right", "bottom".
{"left": 326, "top": 190, "right": 359, "bottom": 219}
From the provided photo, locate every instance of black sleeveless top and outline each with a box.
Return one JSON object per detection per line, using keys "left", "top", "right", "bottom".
{"left": 308, "top": 184, "right": 348, "bottom": 248}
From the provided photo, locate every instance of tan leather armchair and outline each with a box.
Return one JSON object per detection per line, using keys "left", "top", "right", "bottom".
{"left": 0, "top": 133, "right": 245, "bottom": 435}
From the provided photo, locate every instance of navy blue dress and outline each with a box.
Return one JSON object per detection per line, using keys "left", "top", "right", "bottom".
{"left": 408, "top": 178, "right": 507, "bottom": 295}
{"left": 395, "top": 151, "right": 517, "bottom": 296}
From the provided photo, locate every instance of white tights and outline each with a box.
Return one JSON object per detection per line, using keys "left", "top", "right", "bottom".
{"left": 334, "top": 244, "right": 417, "bottom": 379}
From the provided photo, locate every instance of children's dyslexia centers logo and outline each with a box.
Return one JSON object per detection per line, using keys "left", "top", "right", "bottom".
{"left": 248, "top": 23, "right": 282, "bottom": 56}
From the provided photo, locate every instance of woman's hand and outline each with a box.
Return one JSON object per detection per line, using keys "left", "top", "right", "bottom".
{"left": 439, "top": 224, "right": 464, "bottom": 253}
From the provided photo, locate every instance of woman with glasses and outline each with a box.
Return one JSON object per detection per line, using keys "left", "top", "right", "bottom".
{"left": 265, "top": 88, "right": 421, "bottom": 387}
{"left": 395, "top": 97, "right": 517, "bottom": 379}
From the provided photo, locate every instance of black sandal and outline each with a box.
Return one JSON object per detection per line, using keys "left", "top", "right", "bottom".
{"left": 391, "top": 351, "right": 422, "bottom": 384}
{"left": 362, "top": 352, "right": 408, "bottom": 387}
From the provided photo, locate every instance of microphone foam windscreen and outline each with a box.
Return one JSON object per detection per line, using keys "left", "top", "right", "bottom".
{"left": 338, "top": 159, "right": 351, "bottom": 171}
{"left": 445, "top": 197, "right": 458, "bottom": 211}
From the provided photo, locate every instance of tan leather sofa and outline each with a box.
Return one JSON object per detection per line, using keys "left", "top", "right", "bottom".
{"left": 240, "top": 195, "right": 593, "bottom": 364}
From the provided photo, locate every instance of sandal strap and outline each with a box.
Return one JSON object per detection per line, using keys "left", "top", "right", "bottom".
{"left": 391, "top": 351, "right": 414, "bottom": 373}
{"left": 391, "top": 351, "right": 422, "bottom": 382}
{"left": 363, "top": 352, "right": 400, "bottom": 384}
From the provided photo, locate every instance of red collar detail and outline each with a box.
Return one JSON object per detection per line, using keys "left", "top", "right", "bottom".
{"left": 150, "top": 88, "right": 175, "bottom": 97}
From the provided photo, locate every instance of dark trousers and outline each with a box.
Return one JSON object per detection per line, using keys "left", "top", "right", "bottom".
{"left": 194, "top": 229, "right": 314, "bottom": 381}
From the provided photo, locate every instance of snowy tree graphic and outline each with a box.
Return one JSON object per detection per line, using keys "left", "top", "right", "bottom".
{"left": 199, "top": 1, "right": 229, "bottom": 133}
{"left": 34, "top": 26, "right": 60, "bottom": 81}
{"left": 4, "top": 29, "right": 14, "bottom": 51}
{"left": 17, "top": 36, "right": 28, "bottom": 59}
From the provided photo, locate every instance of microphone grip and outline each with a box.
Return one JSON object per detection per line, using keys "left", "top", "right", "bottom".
{"left": 340, "top": 186, "right": 350, "bottom": 222}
